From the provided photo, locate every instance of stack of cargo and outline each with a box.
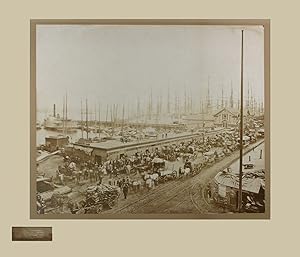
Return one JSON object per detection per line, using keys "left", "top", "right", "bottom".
{"left": 83, "top": 184, "right": 121, "bottom": 213}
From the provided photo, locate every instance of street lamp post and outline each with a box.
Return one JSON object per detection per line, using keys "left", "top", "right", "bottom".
{"left": 238, "top": 30, "right": 244, "bottom": 212}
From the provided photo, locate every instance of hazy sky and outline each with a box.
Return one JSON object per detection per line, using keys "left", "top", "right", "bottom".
{"left": 36, "top": 25, "right": 264, "bottom": 119}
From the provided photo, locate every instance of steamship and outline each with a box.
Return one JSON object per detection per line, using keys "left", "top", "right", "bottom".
{"left": 43, "top": 104, "right": 78, "bottom": 131}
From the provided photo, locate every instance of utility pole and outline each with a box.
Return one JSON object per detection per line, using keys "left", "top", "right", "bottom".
{"left": 238, "top": 29, "right": 244, "bottom": 212}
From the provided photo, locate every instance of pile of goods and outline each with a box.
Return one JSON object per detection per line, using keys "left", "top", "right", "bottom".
{"left": 82, "top": 184, "right": 121, "bottom": 214}
{"left": 51, "top": 192, "right": 67, "bottom": 208}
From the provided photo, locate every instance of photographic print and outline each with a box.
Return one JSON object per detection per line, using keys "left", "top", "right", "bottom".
{"left": 31, "top": 20, "right": 269, "bottom": 218}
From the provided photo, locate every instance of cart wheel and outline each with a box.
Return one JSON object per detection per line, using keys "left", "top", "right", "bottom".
{"left": 96, "top": 205, "right": 103, "bottom": 213}
{"left": 107, "top": 201, "right": 114, "bottom": 209}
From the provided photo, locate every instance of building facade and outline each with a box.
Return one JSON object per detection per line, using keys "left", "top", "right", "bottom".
{"left": 213, "top": 108, "right": 237, "bottom": 128}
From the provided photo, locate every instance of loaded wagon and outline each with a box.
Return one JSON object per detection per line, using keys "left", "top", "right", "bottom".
{"left": 215, "top": 150, "right": 225, "bottom": 161}
{"left": 152, "top": 157, "right": 166, "bottom": 172}
{"left": 257, "top": 128, "right": 265, "bottom": 138}
{"left": 158, "top": 169, "right": 177, "bottom": 183}
{"left": 76, "top": 184, "right": 121, "bottom": 214}
{"left": 203, "top": 151, "right": 215, "bottom": 166}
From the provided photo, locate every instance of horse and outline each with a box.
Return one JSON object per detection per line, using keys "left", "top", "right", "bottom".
{"left": 183, "top": 167, "right": 191, "bottom": 178}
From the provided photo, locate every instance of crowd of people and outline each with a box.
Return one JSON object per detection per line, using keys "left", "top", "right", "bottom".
{"left": 37, "top": 125, "right": 263, "bottom": 213}
{"left": 55, "top": 130, "right": 242, "bottom": 190}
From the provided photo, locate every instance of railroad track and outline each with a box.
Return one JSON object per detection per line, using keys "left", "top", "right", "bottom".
{"left": 106, "top": 179, "right": 180, "bottom": 213}
{"left": 189, "top": 183, "right": 206, "bottom": 213}
{"left": 106, "top": 139, "right": 264, "bottom": 214}
{"left": 133, "top": 181, "right": 193, "bottom": 213}
{"left": 112, "top": 178, "right": 196, "bottom": 213}
{"left": 114, "top": 171, "right": 209, "bottom": 214}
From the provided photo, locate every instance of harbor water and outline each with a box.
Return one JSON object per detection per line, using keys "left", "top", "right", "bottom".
{"left": 36, "top": 128, "right": 104, "bottom": 146}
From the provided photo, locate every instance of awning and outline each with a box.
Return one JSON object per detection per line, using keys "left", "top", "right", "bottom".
{"left": 214, "top": 170, "right": 265, "bottom": 194}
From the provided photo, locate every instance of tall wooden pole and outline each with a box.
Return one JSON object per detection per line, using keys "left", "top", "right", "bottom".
{"left": 238, "top": 30, "right": 244, "bottom": 212}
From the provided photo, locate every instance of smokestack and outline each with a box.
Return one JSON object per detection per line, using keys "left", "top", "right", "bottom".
{"left": 53, "top": 104, "right": 56, "bottom": 117}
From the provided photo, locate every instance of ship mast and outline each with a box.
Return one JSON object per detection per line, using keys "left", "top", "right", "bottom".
{"left": 65, "top": 92, "right": 68, "bottom": 134}
{"left": 121, "top": 104, "right": 125, "bottom": 137}
{"left": 62, "top": 97, "right": 65, "bottom": 136}
{"left": 94, "top": 103, "right": 97, "bottom": 126}
{"left": 184, "top": 86, "right": 187, "bottom": 114}
{"left": 105, "top": 103, "right": 108, "bottom": 126}
{"left": 207, "top": 76, "right": 211, "bottom": 113}
{"left": 167, "top": 86, "right": 170, "bottom": 114}
{"left": 81, "top": 99, "right": 83, "bottom": 138}
{"left": 230, "top": 80, "right": 234, "bottom": 109}
{"left": 222, "top": 86, "right": 224, "bottom": 108}
{"left": 86, "top": 98, "right": 89, "bottom": 140}
{"left": 110, "top": 104, "right": 114, "bottom": 136}
{"left": 137, "top": 97, "right": 140, "bottom": 124}
{"left": 98, "top": 103, "right": 101, "bottom": 139}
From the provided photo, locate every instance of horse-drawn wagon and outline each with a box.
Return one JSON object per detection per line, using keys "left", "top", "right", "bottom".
{"left": 158, "top": 169, "right": 177, "bottom": 183}
{"left": 75, "top": 184, "right": 120, "bottom": 214}
{"left": 203, "top": 151, "right": 215, "bottom": 166}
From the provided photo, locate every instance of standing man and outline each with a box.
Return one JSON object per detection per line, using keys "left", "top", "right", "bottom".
{"left": 123, "top": 182, "right": 129, "bottom": 199}
{"left": 89, "top": 169, "right": 94, "bottom": 183}
{"left": 98, "top": 167, "right": 103, "bottom": 184}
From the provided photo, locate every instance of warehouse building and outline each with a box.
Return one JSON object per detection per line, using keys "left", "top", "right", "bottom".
{"left": 73, "top": 133, "right": 202, "bottom": 163}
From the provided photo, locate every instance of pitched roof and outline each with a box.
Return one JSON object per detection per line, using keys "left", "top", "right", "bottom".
{"left": 214, "top": 169, "right": 265, "bottom": 194}
{"left": 213, "top": 108, "right": 236, "bottom": 117}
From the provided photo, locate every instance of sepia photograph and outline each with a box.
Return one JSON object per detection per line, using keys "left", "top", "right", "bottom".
{"left": 31, "top": 20, "right": 269, "bottom": 218}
